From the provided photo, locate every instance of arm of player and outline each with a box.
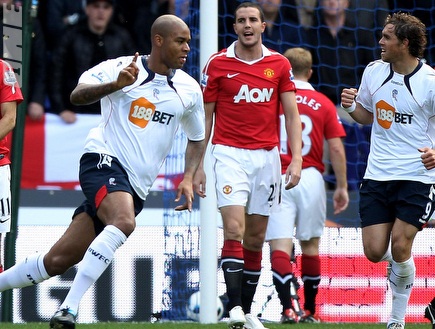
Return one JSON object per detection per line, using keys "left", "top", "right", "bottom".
{"left": 281, "top": 91, "right": 302, "bottom": 190}
{"left": 328, "top": 137, "right": 349, "bottom": 214}
{"left": 175, "top": 139, "right": 206, "bottom": 212}
{"left": 193, "top": 101, "right": 216, "bottom": 198}
{"left": 70, "top": 53, "right": 140, "bottom": 106}
{"left": 340, "top": 88, "right": 373, "bottom": 125}
{"left": 0, "top": 101, "right": 17, "bottom": 140}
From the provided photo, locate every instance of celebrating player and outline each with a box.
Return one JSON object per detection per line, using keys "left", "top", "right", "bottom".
{"left": 341, "top": 12, "right": 435, "bottom": 329}
{"left": 0, "top": 14, "right": 205, "bottom": 329}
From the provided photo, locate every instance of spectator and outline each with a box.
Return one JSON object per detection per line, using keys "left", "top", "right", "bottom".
{"left": 114, "top": 0, "right": 172, "bottom": 55}
{"left": 43, "top": 0, "right": 85, "bottom": 52}
{"left": 27, "top": 17, "right": 47, "bottom": 121}
{"left": 295, "top": 0, "right": 316, "bottom": 28}
{"left": 0, "top": 59, "right": 24, "bottom": 273}
{"left": 49, "top": 0, "right": 135, "bottom": 123}
{"left": 218, "top": 0, "right": 241, "bottom": 50}
{"left": 306, "top": 0, "right": 377, "bottom": 105}
{"left": 266, "top": 47, "right": 348, "bottom": 324}
{"left": 348, "top": 0, "right": 389, "bottom": 40}
{"left": 258, "top": 0, "right": 305, "bottom": 53}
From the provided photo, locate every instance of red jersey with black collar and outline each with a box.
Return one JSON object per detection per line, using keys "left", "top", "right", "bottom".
{"left": 201, "top": 41, "right": 296, "bottom": 150}
{"left": 0, "top": 59, "right": 23, "bottom": 166}
{"left": 279, "top": 80, "right": 346, "bottom": 174}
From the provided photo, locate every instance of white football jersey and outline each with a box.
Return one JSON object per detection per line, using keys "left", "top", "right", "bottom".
{"left": 357, "top": 59, "right": 435, "bottom": 183}
{"left": 78, "top": 55, "right": 205, "bottom": 199}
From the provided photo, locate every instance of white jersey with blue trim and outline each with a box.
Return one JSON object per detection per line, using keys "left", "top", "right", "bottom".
{"left": 357, "top": 59, "right": 435, "bottom": 183}
{"left": 78, "top": 55, "right": 205, "bottom": 199}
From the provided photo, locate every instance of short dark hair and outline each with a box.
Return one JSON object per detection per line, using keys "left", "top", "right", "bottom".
{"left": 384, "top": 12, "right": 427, "bottom": 58}
{"left": 234, "top": 2, "right": 265, "bottom": 23}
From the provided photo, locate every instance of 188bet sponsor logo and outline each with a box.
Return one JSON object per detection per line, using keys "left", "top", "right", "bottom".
{"left": 376, "top": 100, "right": 413, "bottom": 129}
{"left": 129, "top": 97, "right": 174, "bottom": 128}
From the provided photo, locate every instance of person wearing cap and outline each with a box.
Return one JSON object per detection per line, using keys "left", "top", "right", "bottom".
{"left": 49, "top": 0, "right": 135, "bottom": 123}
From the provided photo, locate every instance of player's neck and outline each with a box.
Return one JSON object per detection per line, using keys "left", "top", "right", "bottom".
{"left": 234, "top": 42, "right": 263, "bottom": 61}
{"left": 391, "top": 56, "right": 420, "bottom": 75}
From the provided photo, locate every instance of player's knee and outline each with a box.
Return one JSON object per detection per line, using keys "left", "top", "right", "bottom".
{"left": 44, "top": 253, "right": 77, "bottom": 277}
{"left": 363, "top": 246, "right": 384, "bottom": 263}
{"left": 111, "top": 217, "right": 136, "bottom": 237}
{"left": 243, "top": 235, "right": 265, "bottom": 251}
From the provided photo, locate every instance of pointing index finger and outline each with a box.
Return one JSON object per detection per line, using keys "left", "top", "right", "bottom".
{"left": 132, "top": 52, "right": 139, "bottom": 63}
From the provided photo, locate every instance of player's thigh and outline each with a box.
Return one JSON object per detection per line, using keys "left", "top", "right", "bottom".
{"left": 359, "top": 180, "right": 400, "bottom": 227}
{"left": 265, "top": 175, "right": 297, "bottom": 242}
{"left": 294, "top": 167, "right": 326, "bottom": 241}
{"left": 97, "top": 191, "right": 136, "bottom": 232}
{"left": 211, "top": 145, "right": 250, "bottom": 209}
{"left": 247, "top": 147, "right": 281, "bottom": 215}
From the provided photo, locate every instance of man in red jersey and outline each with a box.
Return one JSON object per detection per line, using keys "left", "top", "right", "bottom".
{"left": 0, "top": 59, "right": 23, "bottom": 273}
{"left": 196, "top": 2, "right": 302, "bottom": 329}
{"left": 265, "top": 47, "right": 348, "bottom": 324}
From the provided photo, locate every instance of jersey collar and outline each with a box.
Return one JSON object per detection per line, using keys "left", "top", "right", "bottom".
{"left": 226, "top": 41, "right": 272, "bottom": 59}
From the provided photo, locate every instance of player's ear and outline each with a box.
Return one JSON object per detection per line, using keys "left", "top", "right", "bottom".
{"left": 154, "top": 34, "right": 164, "bottom": 47}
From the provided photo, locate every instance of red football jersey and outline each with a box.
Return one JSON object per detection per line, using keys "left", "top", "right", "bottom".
{"left": 0, "top": 59, "right": 24, "bottom": 166}
{"left": 201, "top": 42, "right": 296, "bottom": 150}
{"left": 279, "top": 80, "right": 346, "bottom": 174}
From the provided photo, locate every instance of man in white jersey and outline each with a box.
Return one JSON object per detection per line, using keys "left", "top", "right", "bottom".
{"left": 0, "top": 14, "right": 205, "bottom": 329}
{"left": 341, "top": 12, "right": 435, "bottom": 329}
{"left": 196, "top": 2, "right": 302, "bottom": 329}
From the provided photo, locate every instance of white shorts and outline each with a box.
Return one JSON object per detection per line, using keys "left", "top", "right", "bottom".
{"left": 265, "top": 167, "right": 326, "bottom": 242}
{"left": 211, "top": 144, "right": 281, "bottom": 216}
{"left": 0, "top": 165, "right": 11, "bottom": 233}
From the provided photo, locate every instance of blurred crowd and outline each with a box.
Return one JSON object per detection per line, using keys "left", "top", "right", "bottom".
{"left": 1, "top": 0, "right": 434, "bottom": 121}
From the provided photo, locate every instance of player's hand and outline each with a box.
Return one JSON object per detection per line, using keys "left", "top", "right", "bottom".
{"left": 419, "top": 147, "right": 435, "bottom": 170}
{"left": 174, "top": 178, "right": 194, "bottom": 212}
{"left": 193, "top": 167, "right": 206, "bottom": 198}
{"left": 333, "top": 187, "right": 349, "bottom": 214}
{"left": 341, "top": 88, "right": 358, "bottom": 108}
{"left": 116, "top": 52, "right": 140, "bottom": 89}
{"left": 284, "top": 161, "right": 301, "bottom": 190}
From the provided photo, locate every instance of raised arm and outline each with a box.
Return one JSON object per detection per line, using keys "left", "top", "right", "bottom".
{"left": 70, "top": 53, "right": 140, "bottom": 106}
{"left": 341, "top": 88, "right": 374, "bottom": 125}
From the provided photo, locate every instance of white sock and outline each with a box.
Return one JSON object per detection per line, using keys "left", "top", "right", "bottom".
{"left": 380, "top": 246, "right": 393, "bottom": 263}
{"left": 59, "top": 225, "right": 126, "bottom": 315}
{"left": 389, "top": 257, "right": 415, "bottom": 324}
{"left": 0, "top": 253, "right": 50, "bottom": 291}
